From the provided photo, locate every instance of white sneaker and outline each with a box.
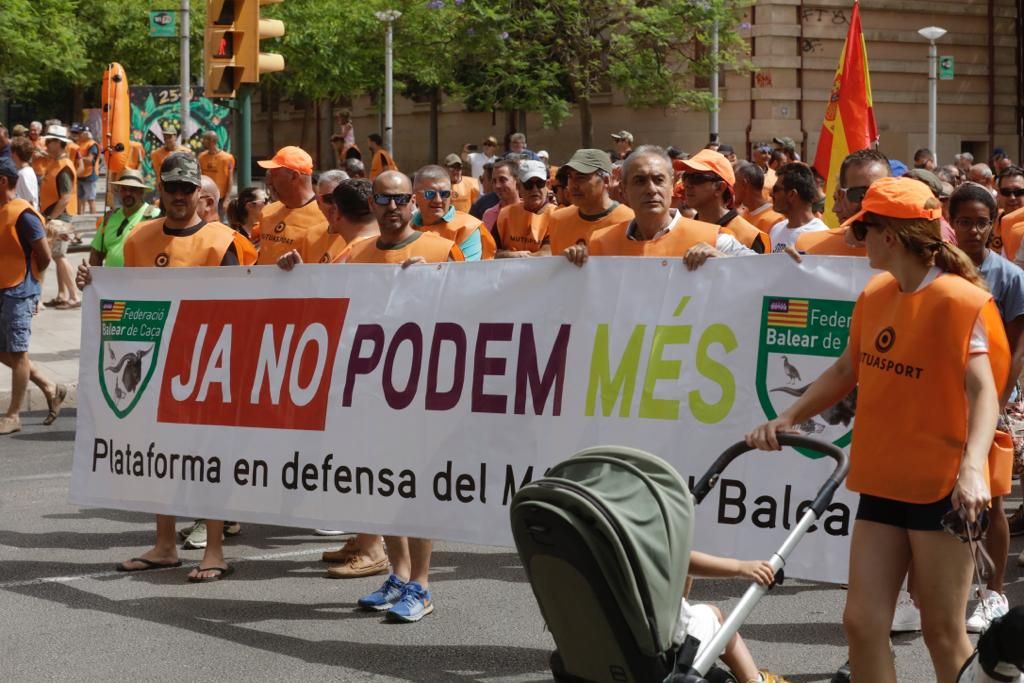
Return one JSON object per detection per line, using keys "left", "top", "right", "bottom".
{"left": 891, "top": 591, "right": 921, "bottom": 633}
{"left": 966, "top": 589, "right": 1009, "bottom": 633}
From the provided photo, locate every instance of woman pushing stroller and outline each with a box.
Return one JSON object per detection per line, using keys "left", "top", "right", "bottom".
{"left": 747, "top": 177, "right": 1009, "bottom": 683}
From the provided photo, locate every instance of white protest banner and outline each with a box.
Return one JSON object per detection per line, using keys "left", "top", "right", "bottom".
{"left": 72, "top": 255, "right": 875, "bottom": 583}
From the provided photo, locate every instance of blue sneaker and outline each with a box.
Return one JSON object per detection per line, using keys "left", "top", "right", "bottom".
{"left": 357, "top": 573, "right": 406, "bottom": 611}
{"left": 386, "top": 581, "right": 434, "bottom": 623}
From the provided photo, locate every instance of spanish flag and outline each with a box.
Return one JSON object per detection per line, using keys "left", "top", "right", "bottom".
{"left": 813, "top": 1, "right": 878, "bottom": 228}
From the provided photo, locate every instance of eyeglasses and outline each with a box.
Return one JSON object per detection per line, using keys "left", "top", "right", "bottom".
{"left": 683, "top": 172, "right": 720, "bottom": 187}
{"left": 841, "top": 185, "right": 869, "bottom": 204}
{"left": 421, "top": 189, "right": 451, "bottom": 200}
{"left": 999, "top": 187, "right": 1024, "bottom": 198}
{"left": 163, "top": 181, "right": 198, "bottom": 195}
{"left": 522, "top": 178, "right": 547, "bottom": 190}
{"left": 850, "top": 219, "right": 882, "bottom": 242}
{"left": 373, "top": 193, "right": 413, "bottom": 206}
{"left": 952, "top": 217, "right": 993, "bottom": 232}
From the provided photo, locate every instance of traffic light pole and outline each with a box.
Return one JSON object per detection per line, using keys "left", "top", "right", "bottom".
{"left": 238, "top": 85, "right": 253, "bottom": 188}
{"left": 180, "top": 0, "right": 190, "bottom": 141}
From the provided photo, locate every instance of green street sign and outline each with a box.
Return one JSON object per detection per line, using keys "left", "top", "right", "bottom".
{"left": 149, "top": 10, "right": 177, "bottom": 38}
{"left": 939, "top": 55, "right": 954, "bottom": 80}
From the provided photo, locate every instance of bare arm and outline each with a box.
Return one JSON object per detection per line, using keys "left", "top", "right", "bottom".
{"left": 689, "top": 551, "right": 775, "bottom": 586}
{"left": 746, "top": 348, "right": 857, "bottom": 450}
{"left": 29, "top": 236, "right": 51, "bottom": 273}
{"left": 954, "top": 352, "right": 999, "bottom": 522}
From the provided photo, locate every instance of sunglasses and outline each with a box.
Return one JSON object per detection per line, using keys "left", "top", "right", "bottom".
{"left": 373, "top": 193, "right": 413, "bottom": 206}
{"left": 953, "top": 217, "right": 993, "bottom": 232}
{"left": 941, "top": 508, "right": 994, "bottom": 582}
{"left": 842, "top": 185, "right": 869, "bottom": 204}
{"left": 421, "top": 189, "right": 451, "bottom": 200}
{"left": 522, "top": 178, "right": 547, "bottom": 190}
{"left": 850, "top": 219, "right": 882, "bottom": 242}
{"left": 999, "top": 187, "right": 1024, "bottom": 198}
{"left": 683, "top": 172, "right": 720, "bottom": 186}
{"left": 163, "top": 181, "right": 198, "bottom": 195}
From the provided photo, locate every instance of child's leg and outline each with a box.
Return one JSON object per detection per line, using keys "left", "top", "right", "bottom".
{"left": 700, "top": 604, "right": 760, "bottom": 682}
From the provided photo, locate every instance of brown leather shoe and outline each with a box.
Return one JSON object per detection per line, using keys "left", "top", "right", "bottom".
{"left": 325, "top": 554, "right": 389, "bottom": 579}
{"left": 321, "top": 538, "right": 359, "bottom": 563}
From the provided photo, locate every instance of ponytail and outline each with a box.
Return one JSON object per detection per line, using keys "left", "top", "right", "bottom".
{"left": 933, "top": 241, "right": 988, "bottom": 291}
{"left": 226, "top": 197, "right": 244, "bottom": 230}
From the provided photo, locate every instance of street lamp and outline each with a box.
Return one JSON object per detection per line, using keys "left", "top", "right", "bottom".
{"left": 375, "top": 9, "right": 402, "bottom": 153}
{"left": 918, "top": 26, "right": 947, "bottom": 164}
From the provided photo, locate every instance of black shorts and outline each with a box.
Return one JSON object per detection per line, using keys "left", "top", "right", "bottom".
{"left": 855, "top": 492, "right": 953, "bottom": 531}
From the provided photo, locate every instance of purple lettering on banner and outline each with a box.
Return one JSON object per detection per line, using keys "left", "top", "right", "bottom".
{"left": 382, "top": 322, "right": 423, "bottom": 410}
{"left": 425, "top": 322, "right": 467, "bottom": 411}
{"left": 514, "top": 323, "right": 571, "bottom": 416}
{"left": 472, "top": 322, "right": 513, "bottom": 413}
{"left": 342, "top": 324, "right": 385, "bottom": 406}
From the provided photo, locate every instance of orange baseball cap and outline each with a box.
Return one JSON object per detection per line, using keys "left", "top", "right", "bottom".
{"left": 675, "top": 149, "right": 735, "bottom": 188}
{"left": 841, "top": 176, "right": 944, "bottom": 228}
{"left": 257, "top": 146, "right": 314, "bottom": 175}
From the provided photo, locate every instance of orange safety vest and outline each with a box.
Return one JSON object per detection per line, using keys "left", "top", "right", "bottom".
{"left": 589, "top": 217, "right": 719, "bottom": 256}
{"left": 39, "top": 157, "right": 78, "bottom": 217}
{"left": 418, "top": 210, "right": 492, "bottom": 259}
{"left": 795, "top": 228, "right": 866, "bottom": 256}
{"left": 742, "top": 204, "right": 786, "bottom": 234}
{"left": 124, "top": 218, "right": 238, "bottom": 268}
{"left": 255, "top": 199, "right": 330, "bottom": 265}
{"left": 0, "top": 199, "right": 45, "bottom": 288}
{"left": 450, "top": 177, "right": 480, "bottom": 214}
{"left": 495, "top": 203, "right": 552, "bottom": 253}
{"left": 126, "top": 141, "right": 145, "bottom": 171}
{"left": 369, "top": 149, "right": 398, "bottom": 180}
{"left": 720, "top": 213, "right": 770, "bottom": 253}
{"left": 348, "top": 230, "right": 464, "bottom": 264}
{"left": 848, "top": 273, "right": 1010, "bottom": 503}
{"left": 548, "top": 202, "right": 636, "bottom": 254}
{"left": 77, "top": 139, "right": 99, "bottom": 178}
{"left": 998, "top": 206, "right": 1024, "bottom": 262}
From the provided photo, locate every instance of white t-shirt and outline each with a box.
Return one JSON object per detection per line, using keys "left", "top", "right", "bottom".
{"left": 16, "top": 165, "right": 39, "bottom": 209}
{"left": 468, "top": 152, "right": 497, "bottom": 181}
{"left": 770, "top": 216, "right": 828, "bottom": 253}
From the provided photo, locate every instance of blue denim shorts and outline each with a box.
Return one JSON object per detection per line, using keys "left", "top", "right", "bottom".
{"left": 0, "top": 295, "right": 38, "bottom": 353}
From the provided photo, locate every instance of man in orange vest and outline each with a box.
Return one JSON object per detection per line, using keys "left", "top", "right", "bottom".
{"left": 255, "top": 146, "right": 337, "bottom": 265}
{"left": 352, "top": 170, "right": 461, "bottom": 624}
{"left": 39, "top": 124, "right": 80, "bottom": 310}
{"left": 198, "top": 131, "right": 235, "bottom": 219}
{"left": 494, "top": 160, "right": 554, "bottom": 257}
{"left": 0, "top": 158, "right": 66, "bottom": 435}
{"left": 76, "top": 153, "right": 254, "bottom": 581}
{"left": 411, "top": 164, "right": 489, "bottom": 260}
{"left": 367, "top": 133, "right": 398, "bottom": 180}
{"left": 74, "top": 128, "right": 100, "bottom": 214}
{"left": 734, "top": 162, "right": 785, "bottom": 235}
{"left": 677, "top": 149, "right": 770, "bottom": 253}
{"left": 444, "top": 153, "right": 480, "bottom": 215}
{"left": 149, "top": 128, "right": 188, "bottom": 185}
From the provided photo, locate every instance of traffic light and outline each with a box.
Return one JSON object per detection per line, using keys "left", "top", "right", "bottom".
{"left": 203, "top": 0, "right": 285, "bottom": 99}
{"left": 237, "top": 0, "right": 285, "bottom": 84}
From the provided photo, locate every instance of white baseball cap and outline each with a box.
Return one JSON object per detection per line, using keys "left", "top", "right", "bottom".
{"left": 518, "top": 160, "right": 548, "bottom": 183}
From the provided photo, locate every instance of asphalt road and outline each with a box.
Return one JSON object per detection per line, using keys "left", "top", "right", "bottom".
{"left": 2, "top": 410, "right": 1022, "bottom": 682}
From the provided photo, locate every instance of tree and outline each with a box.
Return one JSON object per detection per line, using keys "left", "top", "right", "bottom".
{"left": 454, "top": 0, "right": 752, "bottom": 146}
{"left": 0, "top": 0, "right": 83, "bottom": 100}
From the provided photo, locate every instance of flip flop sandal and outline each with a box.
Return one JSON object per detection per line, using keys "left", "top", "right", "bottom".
{"left": 43, "top": 384, "right": 68, "bottom": 425}
{"left": 56, "top": 301, "right": 81, "bottom": 310}
{"left": 44, "top": 298, "right": 67, "bottom": 307}
{"left": 187, "top": 565, "right": 234, "bottom": 583}
{"left": 116, "top": 557, "right": 183, "bottom": 572}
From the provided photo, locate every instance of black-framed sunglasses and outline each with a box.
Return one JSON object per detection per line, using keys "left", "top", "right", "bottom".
{"left": 842, "top": 185, "right": 869, "bottom": 204}
{"left": 522, "top": 178, "right": 547, "bottom": 190}
{"left": 683, "top": 172, "right": 720, "bottom": 186}
{"left": 421, "top": 189, "right": 451, "bottom": 200}
{"left": 373, "top": 193, "right": 413, "bottom": 206}
{"left": 163, "top": 181, "right": 198, "bottom": 195}
{"left": 999, "top": 187, "right": 1024, "bottom": 198}
{"left": 850, "top": 219, "right": 882, "bottom": 242}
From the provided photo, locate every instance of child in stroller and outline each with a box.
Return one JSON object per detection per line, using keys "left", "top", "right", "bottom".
{"left": 674, "top": 551, "right": 791, "bottom": 683}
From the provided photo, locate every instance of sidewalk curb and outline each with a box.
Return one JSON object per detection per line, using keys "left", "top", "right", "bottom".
{"left": 2, "top": 383, "right": 79, "bottom": 415}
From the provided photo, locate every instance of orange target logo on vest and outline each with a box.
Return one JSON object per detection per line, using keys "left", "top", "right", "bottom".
{"left": 154, "top": 253, "right": 170, "bottom": 267}
{"left": 874, "top": 326, "right": 895, "bottom": 353}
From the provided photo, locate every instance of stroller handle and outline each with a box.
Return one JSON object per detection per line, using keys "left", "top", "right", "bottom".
{"left": 692, "top": 435, "right": 849, "bottom": 518}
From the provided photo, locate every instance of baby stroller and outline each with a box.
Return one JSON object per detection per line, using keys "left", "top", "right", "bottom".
{"left": 510, "top": 435, "right": 848, "bottom": 683}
